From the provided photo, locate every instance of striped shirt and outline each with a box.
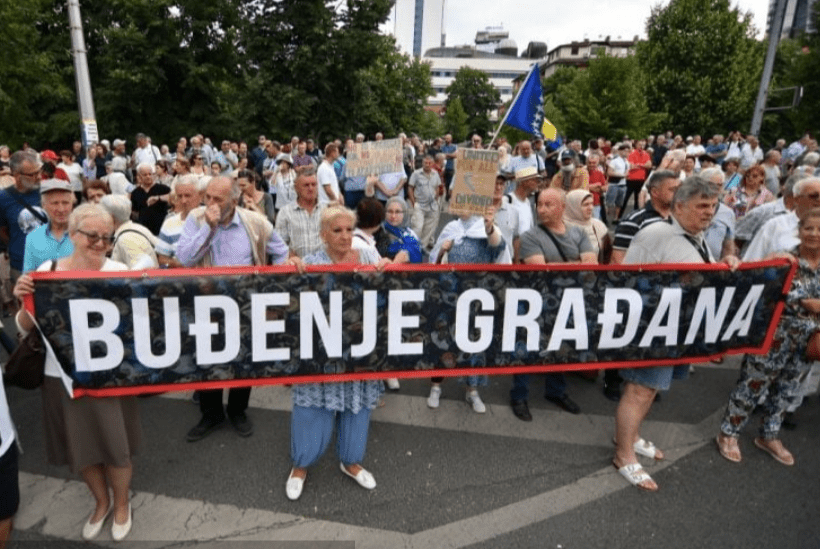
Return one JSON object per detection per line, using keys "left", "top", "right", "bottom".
{"left": 274, "top": 201, "right": 325, "bottom": 258}
{"left": 612, "top": 201, "right": 666, "bottom": 251}
{"left": 156, "top": 213, "right": 185, "bottom": 258}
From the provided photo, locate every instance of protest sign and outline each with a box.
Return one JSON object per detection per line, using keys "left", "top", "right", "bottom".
{"left": 26, "top": 260, "right": 794, "bottom": 397}
{"left": 449, "top": 148, "right": 500, "bottom": 216}
{"left": 344, "top": 138, "right": 404, "bottom": 178}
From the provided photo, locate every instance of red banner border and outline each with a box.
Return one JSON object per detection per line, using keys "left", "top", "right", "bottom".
{"left": 23, "top": 259, "right": 794, "bottom": 398}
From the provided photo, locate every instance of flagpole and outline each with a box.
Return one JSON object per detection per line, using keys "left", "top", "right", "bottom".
{"left": 488, "top": 62, "right": 539, "bottom": 149}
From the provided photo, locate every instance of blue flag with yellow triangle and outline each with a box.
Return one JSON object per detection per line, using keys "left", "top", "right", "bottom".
{"left": 504, "top": 64, "right": 557, "bottom": 141}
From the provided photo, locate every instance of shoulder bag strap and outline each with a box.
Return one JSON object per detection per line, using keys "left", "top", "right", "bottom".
{"left": 537, "top": 224, "right": 569, "bottom": 262}
{"left": 7, "top": 189, "right": 48, "bottom": 224}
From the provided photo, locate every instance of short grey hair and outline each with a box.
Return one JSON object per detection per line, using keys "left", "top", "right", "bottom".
{"left": 698, "top": 167, "right": 725, "bottom": 185}
{"left": 672, "top": 176, "right": 719, "bottom": 208}
{"left": 802, "top": 152, "right": 820, "bottom": 167}
{"left": 100, "top": 194, "right": 132, "bottom": 224}
{"left": 295, "top": 166, "right": 316, "bottom": 185}
{"left": 10, "top": 150, "right": 39, "bottom": 174}
{"left": 793, "top": 176, "right": 820, "bottom": 198}
{"left": 646, "top": 169, "right": 678, "bottom": 192}
{"left": 172, "top": 174, "right": 200, "bottom": 194}
{"left": 136, "top": 162, "right": 155, "bottom": 175}
{"left": 69, "top": 203, "right": 114, "bottom": 234}
{"left": 783, "top": 172, "right": 809, "bottom": 197}
{"left": 208, "top": 175, "right": 240, "bottom": 201}
{"left": 320, "top": 204, "right": 357, "bottom": 232}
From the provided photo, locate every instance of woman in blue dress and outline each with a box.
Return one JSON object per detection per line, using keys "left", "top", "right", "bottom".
{"left": 286, "top": 205, "right": 389, "bottom": 501}
{"left": 426, "top": 209, "right": 511, "bottom": 413}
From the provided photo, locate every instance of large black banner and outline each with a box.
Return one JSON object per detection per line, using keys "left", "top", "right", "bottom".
{"left": 27, "top": 260, "right": 794, "bottom": 397}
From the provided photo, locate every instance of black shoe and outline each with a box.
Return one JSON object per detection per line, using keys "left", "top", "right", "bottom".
{"left": 545, "top": 394, "right": 581, "bottom": 414}
{"left": 603, "top": 382, "right": 621, "bottom": 402}
{"left": 510, "top": 399, "right": 532, "bottom": 422}
{"left": 186, "top": 416, "right": 224, "bottom": 442}
{"left": 228, "top": 412, "right": 254, "bottom": 437}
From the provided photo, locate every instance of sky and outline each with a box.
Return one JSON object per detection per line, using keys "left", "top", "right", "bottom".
{"left": 400, "top": 0, "right": 772, "bottom": 53}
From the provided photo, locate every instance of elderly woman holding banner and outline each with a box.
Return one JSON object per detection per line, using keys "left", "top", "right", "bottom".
{"left": 716, "top": 207, "right": 820, "bottom": 466}
{"left": 286, "top": 204, "right": 389, "bottom": 501}
{"left": 13, "top": 204, "right": 139, "bottom": 541}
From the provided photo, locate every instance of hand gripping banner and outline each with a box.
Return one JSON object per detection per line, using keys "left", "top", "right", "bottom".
{"left": 25, "top": 260, "right": 795, "bottom": 397}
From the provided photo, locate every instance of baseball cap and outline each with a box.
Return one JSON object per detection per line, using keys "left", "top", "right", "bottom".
{"left": 41, "top": 150, "right": 59, "bottom": 162}
{"left": 40, "top": 178, "right": 73, "bottom": 194}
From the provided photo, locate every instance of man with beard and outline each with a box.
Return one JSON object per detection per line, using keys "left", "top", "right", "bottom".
{"left": 176, "top": 176, "right": 292, "bottom": 442}
{"left": 0, "top": 150, "right": 47, "bottom": 282}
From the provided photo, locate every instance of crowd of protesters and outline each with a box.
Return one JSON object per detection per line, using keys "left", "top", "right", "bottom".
{"left": 0, "top": 127, "right": 818, "bottom": 542}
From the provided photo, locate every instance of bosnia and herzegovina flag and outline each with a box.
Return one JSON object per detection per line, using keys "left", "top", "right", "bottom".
{"left": 504, "top": 64, "right": 557, "bottom": 141}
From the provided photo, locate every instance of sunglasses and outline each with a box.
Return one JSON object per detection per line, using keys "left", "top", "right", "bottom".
{"left": 77, "top": 229, "right": 115, "bottom": 245}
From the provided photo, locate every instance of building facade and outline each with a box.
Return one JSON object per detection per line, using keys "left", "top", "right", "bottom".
{"left": 541, "top": 37, "right": 637, "bottom": 78}
{"left": 389, "top": 0, "right": 446, "bottom": 58}
{"left": 767, "top": 0, "right": 817, "bottom": 39}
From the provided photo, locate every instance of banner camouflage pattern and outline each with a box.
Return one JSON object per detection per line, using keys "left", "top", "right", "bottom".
{"left": 27, "top": 260, "right": 794, "bottom": 397}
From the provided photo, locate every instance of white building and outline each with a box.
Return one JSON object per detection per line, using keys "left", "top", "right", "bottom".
{"left": 541, "top": 37, "right": 637, "bottom": 78}
{"left": 388, "top": 0, "right": 446, "bottom": 58}
{"left": 422, "top": 27, "right": 547, "bottom": 113}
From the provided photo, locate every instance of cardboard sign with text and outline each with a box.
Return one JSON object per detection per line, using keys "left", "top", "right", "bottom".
{"left": 449, "top": 149, "right": 499, "bottom": 216}
{"left": 345, "top": 138, "right": 404, "bottom": 178}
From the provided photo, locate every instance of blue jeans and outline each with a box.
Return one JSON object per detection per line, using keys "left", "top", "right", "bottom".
{"left": 510, "top": 373, "right": 567, "bottom": 402}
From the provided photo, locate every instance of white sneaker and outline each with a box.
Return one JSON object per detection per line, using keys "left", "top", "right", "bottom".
{"left": 427, "top": 385, "right": 441, "bottom": 408}
{"left": 467, "top": 390, "right": 486, "bottom": 414}
{"left": 386, "top": 378, "right": 400, "bottom": 391}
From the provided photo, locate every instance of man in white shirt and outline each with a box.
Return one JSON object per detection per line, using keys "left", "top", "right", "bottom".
{"left": 743, "top": 177, "right": 820, "bottom": 261}
{"left": 740, "top": 135, "right": 764, "bottom": 171}
{"left": 132, "top": 133, "right": 161, "bottom": 167}
{"left": 316, "top": 143, "right": 341, "bottom": 204}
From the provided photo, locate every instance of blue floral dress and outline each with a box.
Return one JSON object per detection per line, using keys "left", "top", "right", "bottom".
{"left": 291, "top": 247, "right": 384, "bottom": 413}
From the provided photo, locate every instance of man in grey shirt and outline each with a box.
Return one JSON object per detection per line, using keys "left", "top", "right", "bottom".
{"left": 615, "top": 176, "right": 739, "bottom": 491}
{"left": 511, "top": 188, "right": 596, "bottom": 421}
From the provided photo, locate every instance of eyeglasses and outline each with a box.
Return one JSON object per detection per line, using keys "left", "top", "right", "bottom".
{"left": 19, "top": 168, "right": 41, "bottom": 178}
{"left": 76, "top": 229, "right": 115, "bottom": 245}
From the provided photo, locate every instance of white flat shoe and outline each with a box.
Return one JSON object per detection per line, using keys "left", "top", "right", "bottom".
{"left": 111, "top": 504, "right": 132, "bottom": 542}
{"left": 286, "top": 469, "right": 305, "bottom": 501}
{"left": 340, "top": 463, "right": 376, "bottom": 490}
{"left": 82, "top": 505, "right": 112, "bottom": 540}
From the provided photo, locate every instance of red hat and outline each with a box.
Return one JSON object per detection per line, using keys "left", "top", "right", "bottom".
{"left": 41, "top": 150, "right": 59, "bottom": 162}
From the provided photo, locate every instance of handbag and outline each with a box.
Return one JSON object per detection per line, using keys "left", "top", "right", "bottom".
{"left": 3, "top": 328, "right": 46, "bottom": 389}
{"left": 2, "top": 259, "right": 57, "bottom": 389}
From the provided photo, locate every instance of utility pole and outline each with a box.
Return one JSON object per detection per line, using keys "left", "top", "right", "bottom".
{"left": 750, "top": 0, "right": 787, "bottom": 136}
{"left": 67, "top": 0, "right": 98, "bottom": 147}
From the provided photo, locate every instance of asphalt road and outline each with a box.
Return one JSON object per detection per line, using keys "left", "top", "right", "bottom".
{"left": 5, "top": 354, "right": 820, "bottom": 548}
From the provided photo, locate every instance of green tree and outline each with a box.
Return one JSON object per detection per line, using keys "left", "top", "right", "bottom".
{"left": 445, "top": 67, "right": 500, "bottom": 138}
{"left": 0, "top": 0, "right": 75, "bottom": 148}
{"left": 560, "top": 55, "right": 663, "bottom": 139}
{"left": 636, "top": 0, "right": 764, "bottom": 136}
{"left": 760, "top": 9, "right": 820, "bottom": 143}
{"left": 353, "top": 50, "right": 433, "bottom": 137}
{"left": 442, "top": 97, "right": 469, "bottom": 142}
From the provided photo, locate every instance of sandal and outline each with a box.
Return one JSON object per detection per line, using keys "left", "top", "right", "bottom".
{"left": 753, "top": 437, "right": 794, "bottom": 466}
{"left": 612, "top": 437, "right": 665, "bottom": 460}
{"left": 715, "top": 434, "right": 741, "bottom": 463}
{"left": 613, "top": 462, "right": 658, "bottom": 492}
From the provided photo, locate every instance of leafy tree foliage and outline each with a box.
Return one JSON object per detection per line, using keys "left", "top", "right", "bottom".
{"left": 445, "top": 67, "right": 500, "bottom": 138}
{"left": 0, "top": 0, "right": 75, "bottom": 148}
{"left": 636, "top": 0, "right": 763, "bottom": 136}
{"left": 760, "top": 9, "right": 820, "bottom": 143}
{"left": 556, "top": 55, "right": 663, "bottom": 140}
{"left": 1, "top": 0, "right": 431, "bottom": 149}
{"left": 442, "top": 97, "right": 469, "bottom": 142}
